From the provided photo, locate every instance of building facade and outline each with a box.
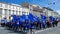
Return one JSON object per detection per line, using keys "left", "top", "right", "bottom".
{"left": 21, "top": 2, "right": 44, "bottom": 18}
{"left": 21, "top": 2, "right": 60, "bottom": 18}
{"left": 0, "top": 2, "right": 59, "bottom": 20}
{"left": 0, "top": 2, "right": 30, "bottom": 20}
{"left": 43, "top": 7, "right": 59, "bottom": 18}
{"left": 29, "top": 4, "right": 43, "bottom": 18}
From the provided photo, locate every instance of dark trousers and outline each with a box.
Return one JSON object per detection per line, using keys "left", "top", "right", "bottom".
{"left": 52, "top": 22, "right": 55, "bottom": 27}
{"left": 42, "top": 24, "right": 46, "bottom": 29}
{"left": 39, "top": 23, "right": 41, "bottom": 29}
{"left": 47, "top": 22, "right": 51, "bottom": 28}
{"left": 55, "top": 22, "right": 58, "bottom": 26}
{"left": 6, "top": 23, "right": 12, "bottom": 28}
{"left": 1, "top": 23, "right": 5, "bottom": 27}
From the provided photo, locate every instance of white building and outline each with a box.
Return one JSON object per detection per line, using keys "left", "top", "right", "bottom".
{"left": 0, "top": 2, "right": 30, "bottom": 20}
{"left": 29, "top": 4, "right": 43, "bottom": 18}
{"left": 52, "top": 11, "right": 59, "bottom": 18}
{"left": 0, "top": 2, "right": 59, "bottom": 20}
{"left": 43, "top": 7, "right": 59, "bottom": 18}
{"left": 21, "top": 2, "right": 43, "bottom": 18}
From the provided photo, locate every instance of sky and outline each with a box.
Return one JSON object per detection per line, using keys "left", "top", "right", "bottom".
{"left": 0, "top": 0, "right": 60, "bottom": 14}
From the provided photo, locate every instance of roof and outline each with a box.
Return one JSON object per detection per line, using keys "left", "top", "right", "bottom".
{"left": 43, "top": 7, "right": 54, "bottom": 11}
{"left": 21, "top": 2, "right": 29, "bottom": 8}
{"left": 0, "top": 2, "right": 21, "bottom": 7}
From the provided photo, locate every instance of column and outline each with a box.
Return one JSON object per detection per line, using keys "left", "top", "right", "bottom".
{"left": 11, "top": 10, "right": 13, "bottom": 15}
{"left": 0, "top": 8, "right": 2, "bottom": 20}
{"left": 7, "top": 10, "right": 9, "bottom": 20}
{"left": 2, "top": 9, "right": 5, "bottom": 19}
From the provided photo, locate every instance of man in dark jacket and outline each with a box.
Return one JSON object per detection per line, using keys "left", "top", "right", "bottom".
{"left": 55, "top": 20, "right": 59, "bottom": 26}
{"left": 46, "top": 20, "right": 51, "bottom": 28}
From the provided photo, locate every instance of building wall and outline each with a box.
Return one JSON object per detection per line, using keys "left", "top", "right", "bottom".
{"left": 52, "top": 11, "right": 59, "bottom": 18}
{"left": 43, "top": 8, "right": 59, "bottom": 18}
{"left": 29, "top": 4, "right": 43, "bottom": 18}
{"left": 21, "top": 7, "right": 30, "bottom": 15}
{"left": 0, "top": 2, "right": 30, "bottom": 20}
{"left": 30, "top": 10, "right": 41, "bottom": 17}
{"left": 0, "top": 2, "right": 59, "bottom": 20}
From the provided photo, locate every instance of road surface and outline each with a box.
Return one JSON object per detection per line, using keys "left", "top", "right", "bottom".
{"left": 0, "top": 22, "right": 60, "bottom": 34}
{"left": 34, "top": 22, "right": 60, "bottom": 34}
{"left": 0, "top": 25, "right": 27, "bottom": 34}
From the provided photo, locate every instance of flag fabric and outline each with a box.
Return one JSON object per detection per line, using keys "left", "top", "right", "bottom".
{"left": 10, "top": 13, "right": 40, "bottom": 29}
{"left": 40, "top": 14, "right": 47, "bottom": 27}
{"left": 49, "top": 16, "right": 55, "bottom": 21}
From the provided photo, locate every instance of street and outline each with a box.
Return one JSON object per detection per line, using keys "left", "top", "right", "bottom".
{"left": 0, "top": 25, "right": 27, "bottom": 34}
{"left": 0, "top": 22, "right": 60, "bottom": 34}
{"left": 0, "top": 0, "right": 60, "bottom": 34}
{"left": 35, "top": 22, "right": 60, "bottom": 34}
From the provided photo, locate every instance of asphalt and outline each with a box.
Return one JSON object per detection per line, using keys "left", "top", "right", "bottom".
{"left": 0, "top": 22, "right": 60, "bottom": 34}
{"left": 0, "top": 25, "right": 27, "bottom": 34}
{"left": 34, "top": 22, "right": 60, "bottom": 34}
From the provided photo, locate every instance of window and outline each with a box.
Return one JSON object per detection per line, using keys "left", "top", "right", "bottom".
{"left": 7, "top": 10, "right": 9, "bottom": 15}
{"left": 19, "top": 11, "right": 21, "bottom": 15}
{"left": 17, "top": 7, "right": 19, "bottom": 10}
{"left": 10, "top": 10, "right": 13, "bottom": 15}
{"left": 8, "top": 5, "right": 11, "bottom": 9}
{"left": 0, "top": 3, "right": 2, "bottom": 7}
{"left": 16, "top": 11, "right": 18, "bottom": 15}
{"left": 13, "top": 6, "right": 15, "bottom": 9}
{"left": 9, "top": 10, "right": 11, "bottom": 15}
{"left": 12, "top": 10, "right": 15, "bottom": 15}
{"left": 22, "top": 12, "right": 26, "bottom": 15}
{"left": 17, "top": 11, "right": 19, "bottom": 15}
{"left": 0, "top": 15, "right": 2, "bottom": 20}
{"left": 16, "top": 6, "right": 17, "bottom": 9}
{"left": 13, "top": 6, "right": 14, "bottom": 9}
{"left": 12, "top": 10, "right": 14, "bottom": 15}
{"left": 0, "top": 8, "right": 2, "bottom": 15}
{"left": 0, "top": 3, "right": 3, "bottom": 7}
{"left": 11, "top": 6, "right": 13, "bottom": 9}
{"left": 5, "top": 4, "right": 8, "bottom": 8}
{"left": 14, "top": 11, "right": 16, "bottom": 15}
{"left": 4, "top": 9, "right": 8, "bottom": 15}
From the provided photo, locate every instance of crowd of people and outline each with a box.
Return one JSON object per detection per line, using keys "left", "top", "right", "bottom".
{"left": 0, "top": 13, "right": 60, "bottom": 32}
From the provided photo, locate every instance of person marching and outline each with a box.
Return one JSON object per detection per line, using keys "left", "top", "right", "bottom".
{"left": 1, "top": 17, "right": 7, "bottom": 27}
